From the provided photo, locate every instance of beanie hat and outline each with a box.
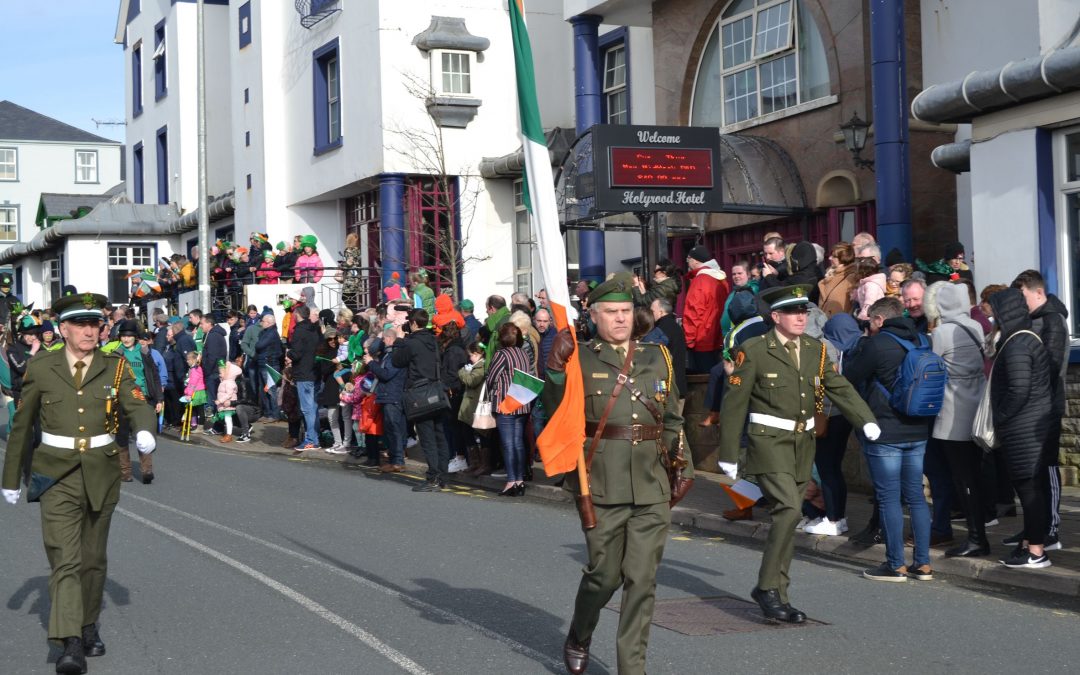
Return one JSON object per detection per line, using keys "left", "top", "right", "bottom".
{"left": 276, "top": 241, "right": 286, "bottom": 251}
{"left": 299, "top": 234, "right": 318, "bottom": 251}
{"left": 687, "top": 245, "right": 712, "bottom": 263}
{"left": 40, "top": 320, "right": 55, "bottom": 334}
{"left": 323, "top": 327, "right": 338, "bottom": 339}
{"left": 263, "top": 250, "right": 274, "bottom": 261}
{"left": 944, "top": 241, "right": 965, "bottom": 260}
{"left": 167, "top": 316, "right": 182, "bottom": 325}
{"left": 884, "top": 247, "right": 906, "bottom": 267}
{"left": 459, "top": 299, "right": 474, "bottom": 311}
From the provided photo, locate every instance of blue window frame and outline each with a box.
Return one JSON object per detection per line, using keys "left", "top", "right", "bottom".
{"left": 154, "top": 20, "right": 167, "bottom": 101}
{"left": 156, "top": 127, "right": 169, "bottom": 205}
{"left": 132, "top": 142, "right": 144, "bottom": 204}
{"left": 132, "top": 43, "right": 143, "bottom": 117}
{"left": 245, "top": 131, "right": 250, "bottom": 146}
{"left": 599, "top": 28, "right": 630, "bottom": 125}
{"left": 312, "top": 38, "right": 342, "bottom": 155}
{"left": 239, "top": 2, "right": 252, "bottom": 49}
{"left": 127, "top": 0, "right": 141, "bottom": 24}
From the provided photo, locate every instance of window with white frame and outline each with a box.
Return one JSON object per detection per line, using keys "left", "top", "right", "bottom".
{"left": 690, "top": 0, "right": 830, "bottom": 128}
{"left": 0, "top": 206, "right": 17, "bottom": 241}
{"left": 0, "top": 148, "right": 16, "bottom": 181}
{"left": 1056, "top": 128, "right": 1080, "bottom": 335}
{"left": 603, "top": 43, "right": 628, "bottom": 125}
{"left": 107, "top": 244, "right": 154, "bottom": 302}
{"left": 435, "top": 50, "right": 472, "bottom": 96}
{"left": 44, "top": 258, "right": 62, "bottom": 306}
{"left": 75, "top": 150, "right": 99, "bottom": 183}
{"left": 513, "top": 179, "right": 533, "bottom": 293}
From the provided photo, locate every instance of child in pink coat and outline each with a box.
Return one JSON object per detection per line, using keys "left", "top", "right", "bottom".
{"left": 852, "top": 259, "right": 887, "bottom": 321}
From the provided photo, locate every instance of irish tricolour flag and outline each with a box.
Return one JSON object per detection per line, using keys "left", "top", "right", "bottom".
{"left": 509, "top": 0, "right": 585, "bottom": 475}
{"left": 498, "top": 369, "right": 546, "bottom": 414}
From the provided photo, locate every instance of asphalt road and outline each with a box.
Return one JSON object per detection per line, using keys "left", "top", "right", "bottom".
{"left": 2, "top": 438, "right": 1079, "bottom": 674}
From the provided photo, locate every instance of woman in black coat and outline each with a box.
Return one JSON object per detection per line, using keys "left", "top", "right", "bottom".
{"left": 987, "top": 288, "right": 1054, "bottom": 568}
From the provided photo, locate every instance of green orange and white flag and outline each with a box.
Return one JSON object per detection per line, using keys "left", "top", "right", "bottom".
{"left": 509, "top": 0, "right": 585, "bottom": 475}
{"left": 498, "top": 369, "right": 545, "bottom": 414}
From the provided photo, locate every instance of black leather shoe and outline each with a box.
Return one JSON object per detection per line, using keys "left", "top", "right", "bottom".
{"left": 750, "top": 587, "right": 805, "bottom": 623}
{"left": 141, "top": 472, "right": 154, "bottom": 485}
{"left": 56, "top": 637, "right": 87, "bottom": 674}
{"left": 945, "top": 540, "right": 991, "bottom": 558}
{"left": 81, "top": 623, "right": 105, "bottom": 657}
{"left": 563, "top": 631, "right": 591, "bottom": 674}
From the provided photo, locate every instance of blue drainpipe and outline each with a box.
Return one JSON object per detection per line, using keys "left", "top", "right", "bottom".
{"left": 570, "top": 14, "right": 605, "bottom": 283}
{"left": 869, "top": 0, "right": 913, "bottom": 261}
{"left": 379, "top": 173, "right": 407, "bottom": 288}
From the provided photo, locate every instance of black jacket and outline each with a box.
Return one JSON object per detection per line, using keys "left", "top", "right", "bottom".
{"left": 202, "top": 324, "right": 228, "bottom": 375}
{"left": 439, "top": 337, "right": 469, "bottom": 394}
{"left": 139, "top": 346, "right": 164, "bottom": 404}
{"left": 1030, "top": 293, "right": 1070, "bottom": 415}
{"left": 391, "top": 328, "right": 440, "bottom": 388}
{"left": 316, "top": 342, "right": 340, "bottom": 407}
{"left": 654, "top": 313, "right": 689, "bottom": 399}
{"left": 287, "top": 320, "right": 320, "bottom": 382}
{"left": 255, "top": 324, "right": 283, "bottom": 369}
{"left": 989, "top": 288, "right": 1054, "bottom": 479}
{"left": 843, "top": 316, "right": 934, "bottom": 443}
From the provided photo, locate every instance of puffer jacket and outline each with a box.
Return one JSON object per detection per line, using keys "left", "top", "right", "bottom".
{"left": 1030, "top": 293, "right": 1070, "bottom": 416}
{"left": 988, "top": 288, "right": 1054, "bottom": 480}
{"left": 683, "top": 264, "right": 730, "bottom": 352}
{"left": 843, "top": 316, "right": 934, "bottom": 443}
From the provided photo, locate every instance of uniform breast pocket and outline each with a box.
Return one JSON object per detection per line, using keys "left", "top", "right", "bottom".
{"left": 586, "top": 391, "right": 608, "bottom": 421}
{"left": 758, "top": 377, "right": 788, "bottom": 407}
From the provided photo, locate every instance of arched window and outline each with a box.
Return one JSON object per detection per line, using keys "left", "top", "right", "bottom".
{"left": 691, "top": 0, "right": 830, "bottom": 127}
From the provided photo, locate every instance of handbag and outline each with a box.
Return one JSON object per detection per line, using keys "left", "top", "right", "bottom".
{"left": 813, "top": 342, "right": 829, "bottom": 439}
{"left": 472, "top": 382, "right": 496, "bottom": 430}
{"left": 972, "top": 329, "right": 1040, "bottom": 452}
{"left": 404, "top": 378, "right": 450, "bottom": 421}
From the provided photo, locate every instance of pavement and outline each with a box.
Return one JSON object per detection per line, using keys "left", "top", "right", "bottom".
{"left": 168, "top": 419, "right": 1080, "bottom": 599}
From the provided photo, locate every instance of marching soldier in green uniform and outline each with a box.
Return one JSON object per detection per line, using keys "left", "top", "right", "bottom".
{"left": 544, "top": 272, "right": 692, "bottom": 675}
{"left": 718, "top": 284, "right": 878, "bottom": 623}
{"left": 2, "top": 292, "right": 157, "bottom": 675}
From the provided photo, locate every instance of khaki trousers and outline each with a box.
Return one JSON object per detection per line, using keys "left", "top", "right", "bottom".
{"left": 39, "top": 467, "right": 118, "bottom": 640}
{"left": 755, "top": 472, "right": 808, "bottom": 604}
{"left": 571, "top": 501, "right": 670, "bottom": 675}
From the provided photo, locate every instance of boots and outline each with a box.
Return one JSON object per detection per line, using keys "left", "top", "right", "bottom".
{"left": 56, "top": 637, "right": 86, "bottom": 674}
{"left": 468, "top": 445, "right": 493, "bottom": 477}
{"left": 946, "top": 488, "right": 991, "bottom": 557}
{"left": 850, "top": 503, "right": 882, "bottom": 545}
{"left": 466, "top": 445, "right": 481, "bottom": 473}
{"left": 282, "top": 436, "right": 298, "bottom": 448}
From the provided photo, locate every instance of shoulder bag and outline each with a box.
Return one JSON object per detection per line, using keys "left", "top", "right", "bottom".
{"left": 471, "top": 381, "right": 496, "bottom": 430}
{"left": 403, "top": 345, "right": 451, "bottom": 421}
{"left": 972, "top": 329, "right": 1040, "bottom": 452}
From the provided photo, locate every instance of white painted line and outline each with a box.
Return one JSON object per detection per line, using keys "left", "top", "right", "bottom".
{"left": 123, "top": 492, "right": 564, "bottom": 670}
{"left": 116, "top": 507, "right": 432, "bottom": 675}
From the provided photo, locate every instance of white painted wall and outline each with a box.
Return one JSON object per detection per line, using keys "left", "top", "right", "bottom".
{"left": 968, "top": 129, "right": 1040, "bottom": 290}
{"left": 920, "top": 0, "right": 1040, "bottom": 86}
{"left": 0, "top": 140, "right": 121, "bottom": 245}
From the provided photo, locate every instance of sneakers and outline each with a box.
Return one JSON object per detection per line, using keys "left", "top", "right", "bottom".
{"left": 862, "top": 562, "right": 908, "bottom": 582}
{"left": 796, "top": 517, "right": 816, "bottom": 532}
{"left": 201, "top": 428, "right": 217, "bottom": 435}
{"left": 406, "top": 437, "right": 419, "bottom": 448}
{"left": 1002, "top": 531, "right": 1062, "bottom": 551}
{"left": 804, "top": 517, "right": 848, "bottom": 536}
{"left": 325, "top": 444, "right": 349, "bottom": 455}
{"left": 447, "top": 456, "right": 469, "bottom": 473}
{"left": 294, "top": 443, "right": 318, "bottom": 453}
{"left": 412, "top": 480, "right": 441, "bottom": 492}
{"left": 907, "top": 564, "right": 934, "bottom": 581}
{"left": 1000, "top": 547, "right": 1052, "bottom": 569}
{"left": 235, "top": 433, "right": 251, "bottom": 443}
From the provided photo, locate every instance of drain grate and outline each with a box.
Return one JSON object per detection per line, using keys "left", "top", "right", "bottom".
{"left": 609, "top": 595, "right": 827, "bottom": 635}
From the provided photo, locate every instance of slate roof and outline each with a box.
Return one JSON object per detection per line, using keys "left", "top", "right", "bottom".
{"left": 0, "top": 100, "right": 118, "bottom": 144}
{"left": 38, "top": 193, "right": 114, "bottom": 225}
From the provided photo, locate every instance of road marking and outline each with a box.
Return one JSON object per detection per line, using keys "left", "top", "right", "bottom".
{"left": 116, "top": 506, "right": 431, "bottom": 675}
{"left": 123, "top": 493, "right": 564, "bottom": 670}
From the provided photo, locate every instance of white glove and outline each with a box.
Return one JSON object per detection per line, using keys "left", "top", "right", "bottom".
{"left": 2, "top": 488, "right": 21, "bottom": 505}
{"left": 136, "top": 430, "right": 157, "bottom": 455}
{"left": 863, "top": 423, "right": 881, "bottom": 441}
{"left": 718, "top": 461, "right": 738, "bottom": 480}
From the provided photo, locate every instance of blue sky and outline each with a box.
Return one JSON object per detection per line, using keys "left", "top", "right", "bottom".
{"left": 1, "top": 1, "right": 126, "bottom": 142}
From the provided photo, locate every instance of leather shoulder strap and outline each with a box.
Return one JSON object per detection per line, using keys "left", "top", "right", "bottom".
{"left": 584, "top": 341, "right": 636, "bottom": 472}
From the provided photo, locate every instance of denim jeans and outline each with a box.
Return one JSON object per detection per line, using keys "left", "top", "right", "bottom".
{"left": 863, "top": 440, "right": 931, "bottom": 569}
{"left": 704, "top": 361, "right": 726, "bottom": 411}
{"left": 382, "top": 403, "right": 406, "bottom": 465}
{"left": 496, "top": 413, "right": 528, "bottom": 482}
{"left": 296, "top": 380, "right": 319, "bottom": 447}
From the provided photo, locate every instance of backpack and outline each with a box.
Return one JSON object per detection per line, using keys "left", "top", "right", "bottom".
{"left": 874, "top": 331, "right": 948, "bottom": 417}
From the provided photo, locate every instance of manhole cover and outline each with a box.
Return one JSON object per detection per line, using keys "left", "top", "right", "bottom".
{"left": 608, "top": 595, "right": 827, "bottom": 635}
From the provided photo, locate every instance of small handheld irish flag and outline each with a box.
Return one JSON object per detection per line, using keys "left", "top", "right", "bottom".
{"left": 264, "top": 365, "right": 282, "bottom": 389}
{"left": 498, "top": 369, "right": 545, "bottom": 414}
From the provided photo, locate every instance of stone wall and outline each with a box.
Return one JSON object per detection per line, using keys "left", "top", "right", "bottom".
{"left": 1059, "top": 364, "right": 1080, "bottom": 486}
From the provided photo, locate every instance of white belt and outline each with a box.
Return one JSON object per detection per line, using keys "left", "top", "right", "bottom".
{"left": 749, "top": 413, "right": 815, "bottom": 432}
{"left": 41, "top": 432, "right": 115, "bottom": 449}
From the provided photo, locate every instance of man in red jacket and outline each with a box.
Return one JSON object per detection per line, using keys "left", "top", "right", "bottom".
{"left": 683, "top": 245, "right": 730, "bottom": 373}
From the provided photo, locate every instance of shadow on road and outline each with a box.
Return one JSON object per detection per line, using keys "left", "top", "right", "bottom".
{"left": 7, "top": 576, "right": 131, "bottom": 631}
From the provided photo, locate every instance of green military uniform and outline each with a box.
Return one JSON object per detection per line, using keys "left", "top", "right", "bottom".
{"left": 544, "top": 273, "right": 691, "bottom": 675}
{"left": 719, "top": 285, "right": 874, "bottom": 606}
{"left": 2, "top": 293, "right": 156, "bottom": 643}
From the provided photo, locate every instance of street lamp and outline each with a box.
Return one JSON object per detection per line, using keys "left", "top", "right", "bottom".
{"left": 840, "top": 112, "right": 874, "bottom": 171}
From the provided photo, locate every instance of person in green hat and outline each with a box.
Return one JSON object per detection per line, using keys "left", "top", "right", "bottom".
{"left": 543, "top": 271, "right": 692, "bottom": 675}
{"left": 718, "top": 283, "right": 878, "bottom": 624}
{"left": 6, "top": 313, "right": 42, "bottom": 406}
{"left": 2, "top": 292, "right": 157, "bottom": 674}
{"left": 294, "top": 234, "right": 324, "bottom": 283}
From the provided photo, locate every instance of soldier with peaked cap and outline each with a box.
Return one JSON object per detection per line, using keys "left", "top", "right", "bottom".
{"left": 718, "top": 284, "right": 878, "bottom": 624}
{"left": 543, "top": 271, "right": 692, "bottom": 675}
{"left": 2, "top": 292, "right": 157, "bottom": 674}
